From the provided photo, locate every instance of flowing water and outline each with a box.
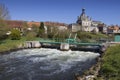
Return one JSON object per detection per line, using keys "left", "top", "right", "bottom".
{"left": 0, "top": 48, "right": 100, "bottom": 80}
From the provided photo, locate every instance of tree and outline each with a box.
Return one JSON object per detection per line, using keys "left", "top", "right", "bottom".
{"left": 47, "top": 26, "right": 70, "bottom": 42}
{"left": 47, "top": 26, "right": 58, "bottom": 38}
{"left": 38, "top": 22, "right": 45, "bottom": 38}
{"left": 0, "top": 20, "right": 9, "bottom": 40}
{"left": 0, "top": 3, "right": 10, "bottom": 20}
{"left": 0, "top": 3, "right": 10, "bottom": 40}
{"left": 21, "top": 22, "right": 29, "bottom": 36}
{"left": 26, "top": 31, "right": 36, "bottom": 41}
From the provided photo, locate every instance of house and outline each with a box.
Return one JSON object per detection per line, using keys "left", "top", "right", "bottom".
{"left": 27, "top": 21, "right": 40, "bottom": 27}
{"left": 68, "top": 23, "right": 81, "bottom": 32}
{"left": 57, "top": 26, "right": 67, "bottom": 31}
{"left": 27, "top": 21, "right": 67, "bottom": 32}
{"left": 5, "top": 20, "right": 25, "bottom": 31}
{"left": 98, "top": 24, "right": 107, "bottom": 33}
{"left": 107, "top": 25, "right": 120, "bottom": 34}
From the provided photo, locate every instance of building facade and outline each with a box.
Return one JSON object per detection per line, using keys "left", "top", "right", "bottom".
{"left": 76, "top": 8, "right": 92, "bottom": 31}
{"left": 69, "top": 8, "right": 104, "bottom": 33}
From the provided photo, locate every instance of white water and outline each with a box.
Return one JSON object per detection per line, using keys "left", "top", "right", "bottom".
{"left": 0, "top": 48, "right": 100, "bottom": 80}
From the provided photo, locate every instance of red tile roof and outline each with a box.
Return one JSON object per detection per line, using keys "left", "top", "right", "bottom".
{"left": 4, "top": 20, "right": 25, "bottom": 28}
{"left": 108, "top": 25, "right": 120, "bottom": 30}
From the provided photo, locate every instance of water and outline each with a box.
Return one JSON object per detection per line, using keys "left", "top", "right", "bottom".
{"left": 0, "top": 48, "right": 100, "bottom": 80}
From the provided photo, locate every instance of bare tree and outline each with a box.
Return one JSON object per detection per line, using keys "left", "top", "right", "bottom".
{"left": 0, "top": 3, "right": 10, "bottom": 20}
{"left": 0, "top": 3, "right": 10, "bottom": 40}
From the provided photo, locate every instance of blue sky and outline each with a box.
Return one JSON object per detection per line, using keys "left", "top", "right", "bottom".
{"left": 1, "top": 0, "right": 120, "bottom": 25}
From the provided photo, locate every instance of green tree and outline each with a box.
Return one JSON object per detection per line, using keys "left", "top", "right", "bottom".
{"left": 10, "top": 29, "right": 21, "bottom": 40}
{"left": 47, "top": 26, "right": 58, "bottom": 38}
{"left": 38, "top": 22, "right": 45, "bottom": 38}
{"left": 26, "top": 31, "right": 37, "bottom": 41}
{"left": 31, "top": 24, "right": 39, "bottom": 33}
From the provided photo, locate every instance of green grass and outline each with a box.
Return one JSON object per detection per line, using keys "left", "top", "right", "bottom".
{"left": 0, "top": 37, "right": 26, "bottom": 53}
{"left": 99, "top": 45, "right": 120, "bottom": 80}
{"left": 0, "top": 37, "right": 50, "bottom": 53}
{"left": 77, "top": 32, "right": 108, "bottom": 43}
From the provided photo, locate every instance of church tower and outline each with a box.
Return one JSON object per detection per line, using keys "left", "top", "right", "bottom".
{"left": 76, "top": 8, "right": 92, "bottom": 31}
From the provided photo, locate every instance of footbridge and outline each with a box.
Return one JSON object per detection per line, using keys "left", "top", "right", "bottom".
{"left": 36, "top": 38, "right": 106, "bottom": 53}
{"left": 24, "top": 35, "right": 107, "bottom": 53}
{"left": 38, "top": 38, "right": 102, "bottom": 47}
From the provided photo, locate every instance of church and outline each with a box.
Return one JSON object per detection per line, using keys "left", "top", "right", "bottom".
{"left": 69, "top": 8, "right": 102, "bottom": 33}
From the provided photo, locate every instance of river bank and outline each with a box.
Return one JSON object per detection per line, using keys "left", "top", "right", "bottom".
{"left": 74, "top": 49, "right": 106, "bottom": 80}
{"left": 0, "top": 38, "right": 26, "bottom": 53}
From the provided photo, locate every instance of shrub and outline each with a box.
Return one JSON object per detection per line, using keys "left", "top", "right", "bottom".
{"left": 26, "top": 31, "right": 36, "bottom": 41}
{"left": 10, "top": 29, "right": 21, "bottom": 40}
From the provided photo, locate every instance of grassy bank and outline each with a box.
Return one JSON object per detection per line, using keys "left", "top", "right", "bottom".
{"left": 77, "top": 32, "right": 109, "bottom": 43}
{"left": 0, "top": 37, "right": 48, "bottom": 53}
{"left": 0, "top": 38, "right": 26, "bottom": 53}
{"left": 99, "top": 45, "right": 120, "bottom": 80}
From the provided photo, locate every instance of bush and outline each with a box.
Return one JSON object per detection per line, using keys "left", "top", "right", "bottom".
{"left": 10, "top": 29, "right": 21, "bottom": 40}
{"left": 77, "top": 31, "right": 108, "bottom": 42}
{"left": 26, "top": 31, "right": 36, "bottom": 41}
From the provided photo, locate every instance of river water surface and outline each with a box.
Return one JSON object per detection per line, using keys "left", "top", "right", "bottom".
{"left": 0, "top": 48, "right": 100, "bottom": 80}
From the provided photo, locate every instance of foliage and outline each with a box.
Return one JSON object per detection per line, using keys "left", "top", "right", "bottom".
{"left": 0, "top": 20, "right": 9, "bottom": 40}
{"left": 39, "top": 22, "right": 44, "bottom": 30}
{"left": 38, "top": 22, "right": 45, "bottom": 38}
{"left": 26, "top": 31, "right": 37, "bottom": 41}
{"left": 0, "top": 3, "right": 13, "bottom": 39}
{"left": 0, "top": 38, "right": 25, "bottom": 53}
{"left": 47, "top": 26, "right": 58, "bottom": 38}
{"left": 32, "top": 24, "right": 38, "bottom": 32}
{"left": 47, "top": 26, "right": 70, "bottom": 41}
{"left": 22, "top": 22, "right": 29, "bottom": 35}
{"left": 100, "top": 45, "right": 120, "bottom": 79}
{"left": 10, "top": 29, "right": 21, "bottom": 40}
{"left": 77, "top": 31, "right": 108, "bottom": 42}
{"left": 0, "top": 3, "right": 10, "bottom": 20}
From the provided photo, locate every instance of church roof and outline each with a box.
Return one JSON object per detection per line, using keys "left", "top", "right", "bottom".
{"left": 78, "top": 8, "right": 91, "bottom": 21}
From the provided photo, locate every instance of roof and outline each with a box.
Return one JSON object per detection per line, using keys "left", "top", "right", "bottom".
{"left": 27, "top": 22, "right": 40, "bottom": 27}
{"left": 77, "top": 8, "right": 91, "bottom": 22}
{"left": 4, "top": 20, "right": 25, "bottom": 28}
{"left": 108, "top": 25, "right": 120, "bottom": 30}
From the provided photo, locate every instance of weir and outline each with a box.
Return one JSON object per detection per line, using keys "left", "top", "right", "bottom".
{"left": 23, "top": 39, "right": 107, "bottom": 53}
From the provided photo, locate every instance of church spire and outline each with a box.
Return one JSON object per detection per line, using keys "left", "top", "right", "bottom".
{"left": 82, "top": 8, "right": 85, "bottom": 15}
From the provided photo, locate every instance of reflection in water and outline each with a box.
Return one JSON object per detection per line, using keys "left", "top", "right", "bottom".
{"left": 0, "top": 48, "right": 100, "bottom": 80}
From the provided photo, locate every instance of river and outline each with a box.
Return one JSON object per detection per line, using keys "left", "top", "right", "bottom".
{"left": 0, "top": 48, "right": 100, "bottom": 80}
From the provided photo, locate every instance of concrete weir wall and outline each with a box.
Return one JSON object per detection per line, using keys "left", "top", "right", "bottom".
{"left": 60, "top": 43, "right": 69, "bottom": 51}
{"left": 24, "top": 41, "right": 70, "bottom": 51}
{"left": 23, "top": 41, "right": 106, "bottom": 53}
{"left": 24, "top": 41, "right": 41, "bottom": 48}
